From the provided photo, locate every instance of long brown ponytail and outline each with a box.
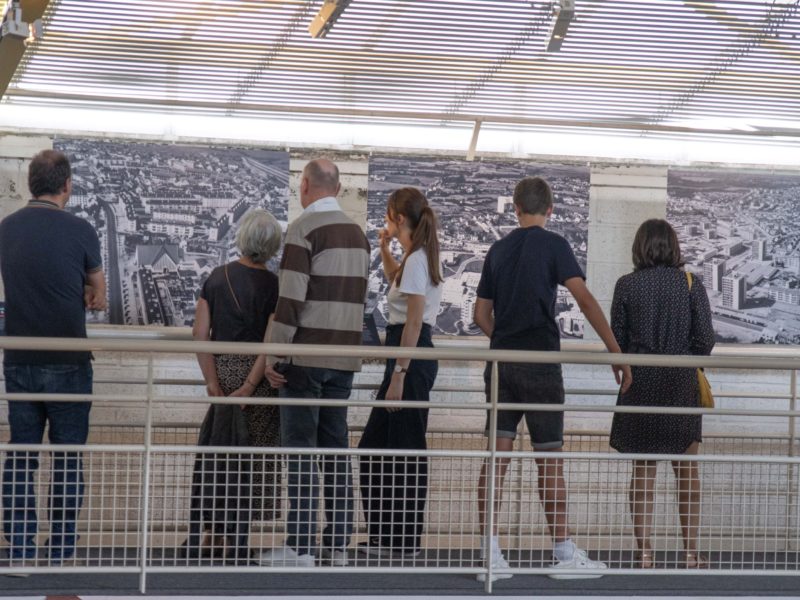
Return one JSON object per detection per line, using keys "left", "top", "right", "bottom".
{"left": 388, "top": 187, "right": 443, "bottom": 287}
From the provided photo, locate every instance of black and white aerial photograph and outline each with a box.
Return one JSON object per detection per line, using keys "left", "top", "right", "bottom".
{"left": 55, "top": 138, "right": 290, "bottom": 326}
{"left": 368, "top": 156, "right": 590, "bottom": 338}
{"left": 668, "top": 168, "right": 800, "bottom": 344}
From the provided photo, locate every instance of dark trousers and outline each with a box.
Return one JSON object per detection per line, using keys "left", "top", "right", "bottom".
{"left": 279, "top": 366, "right": 354, "bottom": 555}
{"left": 2, "top": 363, "right": 93, "bottom": 560}
{"left": 358, "top": 323, "right": 438, "bottom": 552}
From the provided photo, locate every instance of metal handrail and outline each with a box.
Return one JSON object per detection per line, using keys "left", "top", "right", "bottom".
{"left": 0, "top": 334, "right": 799, "bottom": 592}
{"left": 4, "top": 335, "right": 800, "bottom": 369}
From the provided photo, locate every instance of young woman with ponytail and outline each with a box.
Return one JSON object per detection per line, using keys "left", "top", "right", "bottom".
{"left": 358, "top": 187, "right": 443, "bottom": 559}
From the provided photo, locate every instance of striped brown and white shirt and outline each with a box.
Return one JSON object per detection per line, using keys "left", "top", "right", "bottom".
{"left": 267, "top": 196, "right": 370, "bottom": 371}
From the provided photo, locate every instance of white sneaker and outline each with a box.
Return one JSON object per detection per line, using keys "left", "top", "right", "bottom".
{"left": 4, "top": 558, "right": 32, "bottom": 578}
{"left": 319, "top": 548, "right": 349, "bottom": 566}
{"left": 548, "top": 548, "right": 607, "bottom": 580}
{"left": 476, "top": 551, "right": 513, "bottom": 583}
{"left": 256, "top": 546, "right": 315, "bottom": 568}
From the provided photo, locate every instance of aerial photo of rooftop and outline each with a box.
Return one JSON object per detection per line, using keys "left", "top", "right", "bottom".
{"left": 56, "top": 138, "right": 289, "bottom": 326}
{"left": 668, "top": 168, "right": 800, "bottom": 344}
{"left": 368, "top": 156, "right": 589, "bottom": 338}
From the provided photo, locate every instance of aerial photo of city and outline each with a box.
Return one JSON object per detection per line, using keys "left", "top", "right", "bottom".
{"left": 368, "top": 156, "right": 590, "bottom": 338}
{"left": 668, "top": 168, "right": 800, "bottom": 344}
{"left": 55, "top": 138, "right": 289, "bottom": 326}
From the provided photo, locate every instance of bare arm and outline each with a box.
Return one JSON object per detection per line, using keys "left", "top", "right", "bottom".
{"left": 384, "top": 294, "right": 425, "bottom": 407}
{"left": 473, "top": 297, "right": 495, "bottom": 339}
{"left": 192, "top": 298, "right": 223, "bottom": 397}
{"left": 85, "top": 269, "right": 107, "bottom": 311}
{"left": 378, "top": 228, "right": 400, "bottom": 283}
{"left": 564, "top": 277, "right": 632, "bottom": 392}
{"left": 229, "top": 355, "right": 267, "bottom": 397}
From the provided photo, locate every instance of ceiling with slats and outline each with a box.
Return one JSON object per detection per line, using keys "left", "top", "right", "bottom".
{"left": 3, "top": 0, "right": 800, "bottom": 139}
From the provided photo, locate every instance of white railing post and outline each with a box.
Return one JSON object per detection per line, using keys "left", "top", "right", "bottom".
{"left": 515, "top": 434, "right": 525, "bottom": 540}
{"left": 786, "top": 370, "right": 797, "bottom": 552}
{"left": 138, "top": 354, "right": 155, "bottom": 594}
{"left": 484, "top": 360, "right": 500, "bottom": 593}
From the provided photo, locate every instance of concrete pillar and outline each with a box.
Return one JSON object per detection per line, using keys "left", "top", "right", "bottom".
{"left": 0, "top": 135, "right": 52, "bottom": 298}
{"left": 584, "top": 164, "right": 668, "bottom": 339}
{"left": 288, "top": 157, "right": 369, "bottom": 230}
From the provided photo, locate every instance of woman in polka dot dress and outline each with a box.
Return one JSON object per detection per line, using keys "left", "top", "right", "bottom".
{"left": 609, "top": 219, "right": 716, "bottom": 569}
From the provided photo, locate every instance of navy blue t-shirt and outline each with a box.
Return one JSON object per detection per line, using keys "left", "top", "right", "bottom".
{"left": 0, "top": 203, "right": 102, "bottom": 365}
{"left": 476, "top": 226, "right": 584, "bottom": 351}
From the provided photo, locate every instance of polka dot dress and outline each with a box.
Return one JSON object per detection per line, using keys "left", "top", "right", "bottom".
{"left": 609, "top": 266, "right": 716, "bottom": 455}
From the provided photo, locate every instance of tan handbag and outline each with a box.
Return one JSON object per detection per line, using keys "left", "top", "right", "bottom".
{"left": 686, "top": 272, "right": 714, "bottom": 409}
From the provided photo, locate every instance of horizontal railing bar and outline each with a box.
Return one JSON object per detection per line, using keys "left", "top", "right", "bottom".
{"left": 1, "top": 392, "right": 797, "bottom": 418}
{"left": 3, "top": 336, "right": 800, "bottom": 369}
{"left": 0, "top": 421, "right": 785, "bottom": 442}
{"left": 3, "top": 378, "right": 789, "bottom": 401}
{"left": 136, "top": 566, "right": 800, "bottom": 576}
{"left": 79, "top": 325, "right": 800, "bottom": 357}
{"left": 0, "top": 565, "right": 796, "bottom": 577}
{"left": 3, "top": 442, "right": 791, "bottom": 464}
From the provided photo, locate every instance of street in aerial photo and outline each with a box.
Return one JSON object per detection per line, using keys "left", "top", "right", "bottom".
{"left": 55, "top": 138, "right": 289, "bottom": 326}
{"left": 368, "top": 156, "right": 589, "bottom": 338}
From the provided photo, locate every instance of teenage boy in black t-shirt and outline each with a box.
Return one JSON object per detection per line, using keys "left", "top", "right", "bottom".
{"left": 473, "top": 176, "right": 631, "bottom": 582}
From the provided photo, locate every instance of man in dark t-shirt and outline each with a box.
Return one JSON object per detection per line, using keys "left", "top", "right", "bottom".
{"left": 473, "top": 177, "right": 631, "bottom": 581}
{"left": 0, "top": 150, "right": 106, "bottom": 571}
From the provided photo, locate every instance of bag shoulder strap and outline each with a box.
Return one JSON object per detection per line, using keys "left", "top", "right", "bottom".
{"left": 224, "top": 263, "right": 243, "bottom": 314}
{"left": 686, "top": 271, "right": 693, "bottom": 290}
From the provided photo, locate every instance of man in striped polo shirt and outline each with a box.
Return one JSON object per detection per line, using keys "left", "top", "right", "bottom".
{"left": 260, "top": 159, "right": 370, "bottom": 567}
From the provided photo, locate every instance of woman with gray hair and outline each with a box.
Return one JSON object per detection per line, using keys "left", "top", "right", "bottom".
{"left": 184, "top": 209, "right": 282, "bottom": 564}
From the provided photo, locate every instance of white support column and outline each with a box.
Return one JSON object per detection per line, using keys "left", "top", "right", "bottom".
{"left": 288, "top": 156, "right": 369, "bottom": 230}
{"left": 584, "top": 164, "right": 668, "bottom": 339}
{"left": 0, "top": 134, "right": 52, "bottom": 298}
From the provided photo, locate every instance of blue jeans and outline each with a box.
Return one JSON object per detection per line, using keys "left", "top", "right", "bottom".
{"left": 279, "top": 366, "right": 354, "bottom": 555}
{"left": 2, "top": 363, "right": 92, "bottom": 560}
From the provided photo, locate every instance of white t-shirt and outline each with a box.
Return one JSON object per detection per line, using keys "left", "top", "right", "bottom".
{"left": 387, "top": 248, "right": 443, "bottom": 326}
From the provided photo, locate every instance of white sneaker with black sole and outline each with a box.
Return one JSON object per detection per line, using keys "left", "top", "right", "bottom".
{"left": 319, "top": 548, "right": 349, "bottom": 566}
{"left": 476, "top": 551, "right": 513, "bottom": 583}
{"left": 4, "top": 558, "right": 33, "bottom": 578}
{"left": 256, "top": 546, "right": 315, "bottom": 568}
{"left": 548, "top": 548, "right": 608, "bottom": 579}
{"left": 357, "top": 542, "right": 421, "bottom": 559}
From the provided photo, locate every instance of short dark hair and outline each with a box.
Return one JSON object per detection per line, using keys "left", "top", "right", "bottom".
{"left": 28, "top": 150, "right": 71, "bottom": 198}
{"left": 513, "top": 177, "right": 553, "bottom": 216}
{"left": 631, "top": 219, "right": 684, "bottom": 270}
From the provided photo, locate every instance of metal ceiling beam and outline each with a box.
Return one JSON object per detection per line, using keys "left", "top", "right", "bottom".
{"left": 11, "top": 88, "right": 799, "bottom": 137}
{"left": 0, "top": 0, "right": 50, "bottom": 98}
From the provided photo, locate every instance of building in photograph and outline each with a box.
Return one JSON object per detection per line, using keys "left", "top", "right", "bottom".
{"left": 769, "top": 287, "right": 800, "bottom": 306}
{"left": 756, "top": 239, "right": 767, "bottom": 261}
{"left": 703, "top": 258, "right": 727, "bottom": 292}
{"left": 722, "top": 274, "right": 745, "bottom": 310}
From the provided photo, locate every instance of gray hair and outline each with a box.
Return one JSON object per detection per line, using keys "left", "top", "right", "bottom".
{"left": 235, "top": 209, "right": 282, "bottom": 264}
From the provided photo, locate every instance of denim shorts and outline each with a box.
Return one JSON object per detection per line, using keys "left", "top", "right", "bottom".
{"left": 483, "top": 362, "right": 565, "bottom": 450}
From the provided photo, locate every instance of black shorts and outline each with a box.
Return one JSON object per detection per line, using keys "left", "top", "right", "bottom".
{"left": 483, "top": 363, "right": 565, "bottom": 450}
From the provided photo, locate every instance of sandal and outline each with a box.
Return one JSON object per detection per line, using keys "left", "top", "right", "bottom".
{"left": 636, "top": 550, "right": 654, "bottom": 569}
{"left": 684, "top": 551, "right": 709, "bottom": 568}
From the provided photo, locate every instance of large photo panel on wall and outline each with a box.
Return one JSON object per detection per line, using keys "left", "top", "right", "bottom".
{"left": 54, "top": 138, "right": 290, "bottom": 326}
{"left": 368, "top": 156, "right": 589, "bottom": 338}
{"left": 668, "top": 168, "right": 800, "bottom": 344}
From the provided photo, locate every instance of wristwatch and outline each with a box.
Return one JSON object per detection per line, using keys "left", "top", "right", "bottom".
{"left": 393, "top": 365, "right": 408, "bottom": 375}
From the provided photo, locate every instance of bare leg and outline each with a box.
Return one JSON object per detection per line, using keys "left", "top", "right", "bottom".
{"left": 672, "top": 441, "right": 703, "bottom": 563}
{"left": 629, "top": 460, "right": 657, "bottom": 565}
{"left": 535, "top": 448, "right": 569, "bottom": 542}
{"left": 477, "top": 437, "right": 513, "bottom": 536}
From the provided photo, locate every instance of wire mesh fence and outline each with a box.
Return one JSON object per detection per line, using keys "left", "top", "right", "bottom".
{"left": 0, "top": 337, "right": 799, "bottom": 591}
{"left": 1, "top": 440, "right": 799, "bottom": 573}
